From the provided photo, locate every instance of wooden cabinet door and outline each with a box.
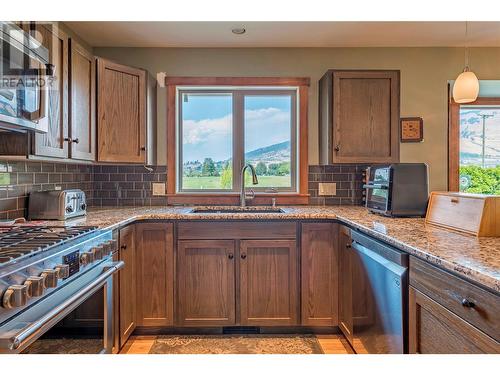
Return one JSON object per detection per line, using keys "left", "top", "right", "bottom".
{"left": 33, "top": 24, "right": 69, "bottom": 158}
{"left": 301, "top": 223, "right": 338, "bottom": 326}
{"left": 338, "top": 226, "right": 353, "bottom": 343}
{"left": 240, "top": 240, "right": 298, "bottom": 326}
{"left": 97, "top": 58, "right": 146, "bottom": 163}
{"left": 409, "top": 287, "right": 500, "bottom": 354}
{"left": 69, "top": 39, "right": 95, "bottom": 161}
{"left": 177, "top": 240, "right": 236, "bottom": 326}
{"left": 118, "top": 225, "right": 136, "bottom": 346}
{"left": 332, "top": 70, "right": 399, "bottom": 163}
{"left": 136, "top": 223, "right": 174, "bottom": 327}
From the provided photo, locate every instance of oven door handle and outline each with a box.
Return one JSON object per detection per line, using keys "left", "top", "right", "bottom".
{"left": 3, "top": 261, "right": 124, "bottom": 352}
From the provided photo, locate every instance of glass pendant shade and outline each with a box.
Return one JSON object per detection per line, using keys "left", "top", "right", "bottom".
{"left": 453, "top": 68, "right": 479, "bottom": 104}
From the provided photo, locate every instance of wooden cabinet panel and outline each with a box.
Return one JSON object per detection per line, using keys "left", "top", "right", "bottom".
{"left": 240, "top": 240, "right": 298, "bottom": 326}
{"left": 177, "top": 240, "right": 236, "bottom": 326}
{"left": 177, "top": 221, "right": 296, "bottom": 240}
{"left": 338, "top": 226, "right": 353, "bottom": 343}
{"left": 97, "top": 58, "right": 146, "bottom": 163}
{"left": 319, "top": 70, "right": 399, "bottom": 164}
{"left": 69, "top": 39, "right": 95, "bottom": 161}
{"left": 410, "top": 256, "right": 500, "bottom": 342}
{"left": 33, "top": 24, "right": 69, "bottom": 158}
{"left": 409, "top": 287, "right": 500, "bottom": 353}
{"left": 136, "top": 223, "right": 174, "bottom": 327}
{"left": 118, "top": 225, "right": 136, "bottom": 345}
{"left": 300, "top": 223, "right": 338, "bottom": 326}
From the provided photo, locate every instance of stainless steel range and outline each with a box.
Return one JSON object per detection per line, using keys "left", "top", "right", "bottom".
{"left": 0, "top": 225, "right": 123, "bottom": 354}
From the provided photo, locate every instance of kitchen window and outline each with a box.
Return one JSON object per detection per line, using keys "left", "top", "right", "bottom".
{"left": 165, "top": 77, "right": 309, "bottom": 205}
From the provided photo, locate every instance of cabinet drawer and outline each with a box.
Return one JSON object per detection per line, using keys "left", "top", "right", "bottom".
{"left": 177, "top": 221, "right": 297, "bottom": 240}
{"left": 410, "top": 256, "right": 500, "bottom": 341}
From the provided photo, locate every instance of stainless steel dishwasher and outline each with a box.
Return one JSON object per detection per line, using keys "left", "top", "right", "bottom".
{"left": 349, "top": 229, "right": 408, "bottom": 354}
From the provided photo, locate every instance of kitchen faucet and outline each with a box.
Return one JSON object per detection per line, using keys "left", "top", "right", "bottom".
{"left": 240, "top": 164, "right": 259, "bottom": 207}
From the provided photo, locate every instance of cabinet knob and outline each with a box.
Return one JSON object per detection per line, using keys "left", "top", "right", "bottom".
{"left": 140, "top": 146, "right": 146, "bottom": 151}
{"left": 334, "top": 145, "right": 340, "bottom": 152}
{"left": 461, "top": 298, "right": 476, "bottom": 308}
{"left": 228, "top": 253, "right": 234, "bottom": 260}
{"left": 120, "top": 244, "right": 127, "bottom": 250}
{"left": 64, "top": 137, "right": 72, "bottom": 143}
{"left": 241, "top": 253, "right": 247, "bottom": 260}
{"left": 72, "top": 138, "right": 79, "bottom": 144}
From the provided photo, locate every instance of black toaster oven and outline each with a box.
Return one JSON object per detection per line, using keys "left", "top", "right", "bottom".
{"left": 364, "top": 163, "right": 429, "bottom": 217}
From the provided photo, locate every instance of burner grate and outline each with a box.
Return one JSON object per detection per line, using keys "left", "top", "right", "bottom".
{"left": 0, "top": 226, "right": 97, "bottom": 266}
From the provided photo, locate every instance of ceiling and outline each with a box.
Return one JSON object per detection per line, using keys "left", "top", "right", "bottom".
{"left": 64, "top": 21, "right": 500, "bottom": 48}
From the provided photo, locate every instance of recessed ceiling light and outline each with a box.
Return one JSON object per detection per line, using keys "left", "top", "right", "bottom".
{"left": 231, "top": 28, "right": 246, "bottom": 35}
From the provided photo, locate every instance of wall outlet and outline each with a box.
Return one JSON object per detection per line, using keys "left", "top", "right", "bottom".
{"left": 152, "top": 182, "right": 166, "bottom": 196}
{"left": 318, "top": 182, "right": 337, "bottom": 196}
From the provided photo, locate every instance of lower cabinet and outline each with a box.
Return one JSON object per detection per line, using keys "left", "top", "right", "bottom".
{"left": 300, "top": 223, "right": 338, "bottom": 326}
{"left": 135, "top": 223, "right": 174, "bottom": 327}
{"left": 409, "top": 287, "right": 499, "bottom": 353}
{"left": 240, "top": 240, "right": 298, "bottom": 326}
{"left": 338, "top": 226, "right": 353, "bottom": 342}
{"left": 118, "top": 225, "right": 136, "bottom": 345}
{"left": 177, "top": 240, "right": 236, "bottom": 326}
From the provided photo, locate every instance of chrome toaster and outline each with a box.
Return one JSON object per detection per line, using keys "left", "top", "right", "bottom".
{"left": 28, "top": 189, "right": 87, "bottom": 220}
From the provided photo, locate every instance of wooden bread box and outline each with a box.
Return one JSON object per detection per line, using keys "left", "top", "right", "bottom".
{"left": 425, "top": 192, "right": 500, "bottom": 236}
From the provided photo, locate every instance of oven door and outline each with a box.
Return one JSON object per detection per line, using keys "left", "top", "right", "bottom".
{"left": 0, "top": 260, "right": 123, "bottom": 354}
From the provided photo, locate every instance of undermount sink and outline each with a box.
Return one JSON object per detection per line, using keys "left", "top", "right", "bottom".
{"left": 189, "top": 207, "right": 285, "bottom": 214}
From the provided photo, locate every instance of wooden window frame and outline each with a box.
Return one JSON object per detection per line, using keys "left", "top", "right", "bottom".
{"left": 448, "top": 93, "right": 500, "bottom": 191}
{"left": 166, "top": 77, "right": 310, "bottom": 205}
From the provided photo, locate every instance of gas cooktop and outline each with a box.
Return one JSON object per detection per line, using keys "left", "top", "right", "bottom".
{"left": 0, "top": 226, "right": 97, "bottom": 266}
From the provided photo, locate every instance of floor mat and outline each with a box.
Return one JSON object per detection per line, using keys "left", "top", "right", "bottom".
{"left": 21, "top": 338, "right": 103, "bottom": 354}
{"left": 148, "top": 334, "right": 324, "bottom": 354}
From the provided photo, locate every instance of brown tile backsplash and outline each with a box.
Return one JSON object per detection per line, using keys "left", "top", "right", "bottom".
{"left": 0, "top": 160, "right": 367, "bottom": 219}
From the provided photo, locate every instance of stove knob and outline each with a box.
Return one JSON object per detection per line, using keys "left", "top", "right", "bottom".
{"left": 80, "top": 251, "right": 94, "bottom": 266}
{"left": 81, "top": 203, "right": 87, "bottom": 211}
{"left": 66, "top": 206, "right": 73, "bottom": 214}
{"left": 2, "top": 284, "right": 28, "bottom": 309}
{"left": 24, "top": 276, "right": 45, "bottom": 297}
{"left": 40, "top": 269, "right": 58, "bottom": 289}
{"left": 55, "top": 264, "right": 70, "bottom": 279}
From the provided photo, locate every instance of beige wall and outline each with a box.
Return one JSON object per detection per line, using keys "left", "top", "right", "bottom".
{"left": 93, "top": 46, "right": 500, "bottom": 191}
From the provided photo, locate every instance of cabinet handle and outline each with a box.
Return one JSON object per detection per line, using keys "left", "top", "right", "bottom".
{"left": 334, "top": 145, "right": 340, "bottom": 152}
{"left": 72, "top": 138, "right": 79, "bottom": 144}
{"left": 120, "top": 244, "right": 127, "bottom": 250}
{"left": 461, "top": 298, "right": 476, "bottom": 308}
{"left": 241, "top": 253, "right": 247, "bottom": 260}
{"left": 228, "top": 253, "right": 234, "bottom": 260}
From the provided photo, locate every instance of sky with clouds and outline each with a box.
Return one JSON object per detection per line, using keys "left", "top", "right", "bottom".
{"left": 181, "top": 94, "right": 292, "bottom": 162}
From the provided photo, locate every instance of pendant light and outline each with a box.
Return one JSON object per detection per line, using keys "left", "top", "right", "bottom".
{"left": 453, "top": 21, "right": 479, "bottom": 103}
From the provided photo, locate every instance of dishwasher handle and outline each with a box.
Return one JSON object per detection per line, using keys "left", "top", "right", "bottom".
{"left": 351, "top": 241, "right": 408, "bottom": 277}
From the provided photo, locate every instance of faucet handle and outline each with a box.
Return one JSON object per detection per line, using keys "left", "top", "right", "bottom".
{"left": 245, "top": 189, "right": 256, "bottom": 200}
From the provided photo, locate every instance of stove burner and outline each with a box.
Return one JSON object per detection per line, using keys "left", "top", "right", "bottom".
{"left": 0, "top": 226, "right": 97, "bottom": 266}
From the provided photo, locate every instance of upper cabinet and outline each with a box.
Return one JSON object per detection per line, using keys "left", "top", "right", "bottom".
{"left": 96, "top": 58, "right": 156, "bottom": 164}
{"left": 69, "top": 39, "right": 96, "bottom": 161}
{"left": 32, "top": 24, "right": 69, "bottom": 159}
{"left": 319, "top": 70, "right": 400, "bottom": 164}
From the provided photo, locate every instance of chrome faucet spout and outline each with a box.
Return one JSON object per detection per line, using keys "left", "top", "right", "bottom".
{"left": 240, "top": 164, "right": 259, "bottom": 207}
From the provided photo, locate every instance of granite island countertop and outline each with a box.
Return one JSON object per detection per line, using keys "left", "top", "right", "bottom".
{"left": 50, "top": 205, "right": 500, "bottom": 294}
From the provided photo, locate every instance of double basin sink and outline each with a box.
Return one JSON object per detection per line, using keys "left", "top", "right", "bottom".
{"left": 189, "top": 207, "right": 285, "bottom": 214}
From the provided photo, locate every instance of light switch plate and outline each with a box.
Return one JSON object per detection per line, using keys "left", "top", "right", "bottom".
{"left": 318, "top": 182, "right": 337, "bottom": 196}
{"left": 152, "top": 182, "right": 166, "bottom": 196}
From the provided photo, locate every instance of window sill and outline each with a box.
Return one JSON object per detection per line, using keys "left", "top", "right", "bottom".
{"left": 166, "top": 193, "right": 310, "bottom": 206}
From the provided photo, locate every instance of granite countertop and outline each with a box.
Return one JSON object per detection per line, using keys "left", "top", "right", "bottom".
{"left": 51, "top": 205, "right": 500, "bottom": 294}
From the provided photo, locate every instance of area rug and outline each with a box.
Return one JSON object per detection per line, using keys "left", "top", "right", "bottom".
{"left": 22, "top": 338, "right": 103, "bottom": 354}
{"left": 148, "top": 334, "right": 324, "bottom": 354}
